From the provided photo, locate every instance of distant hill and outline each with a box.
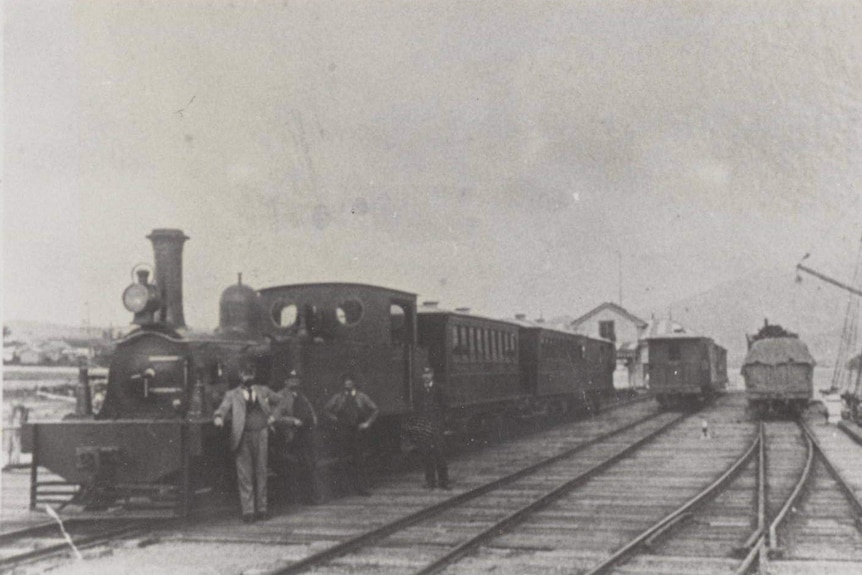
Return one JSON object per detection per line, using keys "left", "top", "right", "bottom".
{"left": 667, "top": 268, "right": 852, "bottom": 367}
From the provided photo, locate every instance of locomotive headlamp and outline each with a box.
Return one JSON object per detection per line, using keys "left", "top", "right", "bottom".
{"left": 123, "top": 265, "right": 161, "bottom": 322}
{"left": 123, "top": 283, "right": 150, "bottom": 313}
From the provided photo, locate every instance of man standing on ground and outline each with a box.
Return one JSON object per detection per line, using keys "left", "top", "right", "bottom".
{"left": 214, "top": 358, "right": 280, "bottom": 523}
{"left": 324, "top": 375, "right": 378, "bottom": 496}
{"left": 416, "top": 367, "right": 450, "bottom": 490}
{"left": 278, "top": 370, "right": 321, "bottom": 504}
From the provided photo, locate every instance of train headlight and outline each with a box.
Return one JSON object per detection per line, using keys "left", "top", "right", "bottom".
{"left": 123, "top": 283, "right": 159, "bottom": 314}
{"left": 123, "top": 283, "right": 150, "bottom": 313}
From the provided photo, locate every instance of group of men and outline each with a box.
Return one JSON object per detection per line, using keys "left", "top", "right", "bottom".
{"left": 214, "top": 360, "right": 448, "bottom": 523}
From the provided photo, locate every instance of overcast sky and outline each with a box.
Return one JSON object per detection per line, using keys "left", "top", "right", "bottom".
{"left": 3, "top": 0, "right": 862, "bottom": 330}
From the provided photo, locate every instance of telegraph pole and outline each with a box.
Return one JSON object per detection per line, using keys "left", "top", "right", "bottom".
{"left": 616, "top": 250, "right": 623, "bottom": 306}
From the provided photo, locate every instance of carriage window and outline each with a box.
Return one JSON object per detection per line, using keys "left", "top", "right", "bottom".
{"left": 451, "top": 325, "right": 463, "bottom": 359}
{"left": 460, "top": 326, "right": 468, "bottom": 357}
{"left": 668, "top": 343, "right": 681, "bottom": 361}
{"left": 271, "top": 301, "right": 298, "bottom": 328}
{"left": 337, "top": 298, "right": 364, "bottom": 326}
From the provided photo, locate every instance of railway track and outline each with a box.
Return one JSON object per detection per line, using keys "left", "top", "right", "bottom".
{"left": 589, "top": 418, "right": 862, "bottom": 575}
{"left": 766, "top": 421, "right": 862, "bottom": 574}
{"left": 238, "top": 396, "right": 730, "bottom": 575}
{"left": 20, "top": 397, "right": 862, "bottom": 575}
{"left": 3, "top": 393, "right": 656, "bottom": 575}
{"left": 0, "top": 517, "right": 154, "bottom": 571}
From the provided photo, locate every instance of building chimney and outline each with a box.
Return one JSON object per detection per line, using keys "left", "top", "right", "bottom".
{"left": 147, "top": 229, "right": 189, "bottom": 329}
{"left": 422, "top": 301, "right": 439, "bottom": 309}
{"left": 455, "top": 307, "right": 471, "bottom": 313}
{"left": 515, "top": 314, "right": 526, "bottom": 321}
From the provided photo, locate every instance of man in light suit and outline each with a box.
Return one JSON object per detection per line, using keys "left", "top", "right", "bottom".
{"left": 214, "top": 358, "right": 280, "bottom": 523}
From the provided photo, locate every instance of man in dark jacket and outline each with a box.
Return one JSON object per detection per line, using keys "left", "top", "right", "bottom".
{"left": 324, "top": 375, "right": 378, "bottom": 496}
{"left": 278, "top": 371, "right": 321, "bottom": 504}
{"left": 213, "top": 358, "right": 280, "bottom": 523}
{"left": 416, "top": 367, "right": 449, "bottom": 490}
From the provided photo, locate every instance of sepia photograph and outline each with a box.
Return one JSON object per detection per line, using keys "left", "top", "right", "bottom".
{"left": 3, "top": 1, "right": 862, "bottom": 573}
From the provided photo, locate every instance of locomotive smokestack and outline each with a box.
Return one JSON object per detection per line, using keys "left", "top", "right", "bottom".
{"left": 147, "top": 229, "right": 189, "bottom": 329}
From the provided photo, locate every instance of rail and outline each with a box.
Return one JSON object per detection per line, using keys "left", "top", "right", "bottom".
{"left": 265, "top": 408, "right": 674, "bottom": 575}
{"left": 0, "top": 519, "right": 154, "bottom": 570}
{"left": 583, "top": 421, "right": 762, "bottom": 575}
{"left": 801, "top": 421, "right": 862, "bottom": 520}
{"left": 735, "top": 420, "right": 814, "bottom": 575}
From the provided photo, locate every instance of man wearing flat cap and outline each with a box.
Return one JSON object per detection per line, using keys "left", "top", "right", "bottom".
{"left": 324, "top": 375, "right": 378, "bottom": 495}
{"left": 278, "top": 370, "right": 320, "bottom": 504}
{"left": 214, "top": 357, "right": 281, "bottom": 523}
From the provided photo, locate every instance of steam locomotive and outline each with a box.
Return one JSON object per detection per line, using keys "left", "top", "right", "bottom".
{"left": 25, "top": 229, "right": 615, "bottom": 516}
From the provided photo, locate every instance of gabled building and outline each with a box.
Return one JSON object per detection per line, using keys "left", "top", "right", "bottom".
{"left": 569, "top": 302, "right": 648, "bottom": 345}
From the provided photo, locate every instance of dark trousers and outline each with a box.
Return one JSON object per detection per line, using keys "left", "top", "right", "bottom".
{"left": 293, "top": 432, "right": 320, "bottom": 503}
{"left": 236, "top": 428, "right": 268, "bottom": 516}
{"left": 421, "top": 432, "right": 449, "bottom": 487}
{"left": 338, "top": 429, "right": 367, "bottom": 493}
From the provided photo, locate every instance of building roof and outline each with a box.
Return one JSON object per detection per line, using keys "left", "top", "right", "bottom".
{"left": 569, "top": 302, "right": 648, "bottom": 330}
{"left": 743, "top": 337, "right": 816, "bottom": 366}
{"left": 641, "top": 318, "right": 694, "bottom": 339}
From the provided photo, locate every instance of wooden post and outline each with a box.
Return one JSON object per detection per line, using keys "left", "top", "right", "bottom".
{"left": 29, "top": 425, "right": 38, "bottom": 510}
{"left": 76, "top": 359, "right": 93, "bottom": 417}
{"left": 180, "top": 422, "right": 191, "bottom": 519}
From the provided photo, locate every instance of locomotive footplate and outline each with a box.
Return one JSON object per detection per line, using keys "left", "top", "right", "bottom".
{"left": 24, "top": 419, "right": 219, "bottom": 517}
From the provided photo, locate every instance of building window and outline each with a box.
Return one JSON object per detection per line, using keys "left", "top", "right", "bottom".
{"left": 599, "top": 320, "right": 616, "bottom": 342}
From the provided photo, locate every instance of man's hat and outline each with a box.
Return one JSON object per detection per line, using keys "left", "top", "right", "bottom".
{"left": 422, "top": 366, "right": 434, "bottom": 375}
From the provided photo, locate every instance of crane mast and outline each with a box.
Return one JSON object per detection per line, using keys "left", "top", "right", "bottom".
{"left": 795, "top": 239, "right": 862, "bottom": 422}
{"left": 796, "top": 264, "right": 862, "bottom": 298}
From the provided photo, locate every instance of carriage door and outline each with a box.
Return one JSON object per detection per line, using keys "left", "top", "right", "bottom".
{"left": 390, "top": 299, "right": 415, "bottom": 408}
